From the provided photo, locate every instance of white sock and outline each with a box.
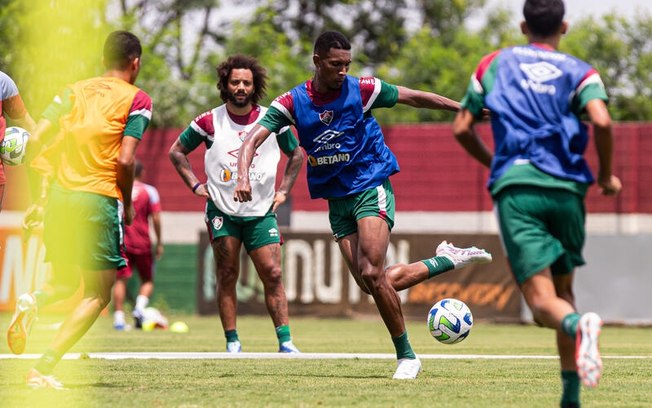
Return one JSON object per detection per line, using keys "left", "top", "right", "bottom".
{"left": 114, "top": 310, "right": 125, "bottom": 324}
{"left": 135, "top": 295, "right": 149, "bottom": 312}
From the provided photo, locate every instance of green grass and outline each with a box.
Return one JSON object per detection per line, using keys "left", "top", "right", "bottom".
{"left": 1, "top": 313, "right": 651, "bottom": 407}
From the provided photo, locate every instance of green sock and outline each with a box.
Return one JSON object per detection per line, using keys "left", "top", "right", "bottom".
{"left": 275, "top": 325, "right": 291, "bottom": 344}
{"left": 560, "top": 370, "right": 580, "bottom": 408}
{"left": 561, "top": 313, "right": 581, "bottom": 339}
{"left": 391, "top": 332, "right": 416, "bottom": 360}
{"left": 225, "top": 329, "right": 239, "bottom": 343}
{"left": 34, "top": 349, "right": 63, "bottom": 375}
{"left": 421, "top": 256, "right": 455, "bottom": 278}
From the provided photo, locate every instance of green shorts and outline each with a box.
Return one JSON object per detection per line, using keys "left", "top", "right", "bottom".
{"left": 494, "top": 185, "right": 586, "bottom": 284}
{"left": 44, "top": 184, "right": 126, "bottom": 270}
{"left": 328, "top": 179, "right": 395, "bottom": 241}
{"left": 205, "top": 200, "right": 281, "bottom": 252}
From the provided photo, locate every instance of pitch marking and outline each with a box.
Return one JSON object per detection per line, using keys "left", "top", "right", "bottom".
{"left": 1, "top": 352, "right": 650, "bottom": 360}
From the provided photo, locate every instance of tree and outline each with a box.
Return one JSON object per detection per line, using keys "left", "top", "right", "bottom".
{"left": 563, "top": 13, "right": 652, "bottom": 121}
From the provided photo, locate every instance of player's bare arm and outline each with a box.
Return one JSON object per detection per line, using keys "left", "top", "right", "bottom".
{"left": 152, "top": 211, "right": 164, "bottom": 259}
{"left": 22, "top": 118, "right": 55, "bottom": 233}
{"left": 585, "top": 99, "right": 622, "bottom": 196}
{"left": 453, "top": 109, "right": 493, "bottom": 168}
{"left": 117, "top": 135, "right": 140, "bottom": 225}
{"left": 396, "top": 86, "right": 460, "bottom": 112}
{"left": 168, "top": 138, "right": 209, "bottom": 198}
{"left": 272, "top": 145, "right": 304, "bottom": 212}
{"left": 234, "top": 123, "right": 273, "bottom": 203}
{"left": 13, "top": 113, "right": 36, "bottom": 134}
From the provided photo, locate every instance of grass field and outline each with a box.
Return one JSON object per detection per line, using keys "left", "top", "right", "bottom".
{"left": 1, "top": 312, "right": 651, "bottom": 407}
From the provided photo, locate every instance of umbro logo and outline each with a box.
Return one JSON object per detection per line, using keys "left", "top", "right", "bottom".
{"left": 519, "top": 62, "right": 562, "bottom": 82}
{"left": 312, "top": 129, "right": 343, "bottom": 144}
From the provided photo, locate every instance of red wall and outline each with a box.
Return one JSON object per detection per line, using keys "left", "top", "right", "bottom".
{"left": 4, "top": 123, "right": 650, "bottom": 213}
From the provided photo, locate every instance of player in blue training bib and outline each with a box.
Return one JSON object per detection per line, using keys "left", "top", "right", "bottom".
{"left": 234, "top": 30, "right": 493, "bottom": 380}
{"left": 453, "top": 0, "right": 622, "bottom": 404}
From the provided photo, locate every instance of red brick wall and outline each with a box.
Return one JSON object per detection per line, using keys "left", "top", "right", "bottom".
{"left": 4, "top": 123, "right": 650, "bottom": 213}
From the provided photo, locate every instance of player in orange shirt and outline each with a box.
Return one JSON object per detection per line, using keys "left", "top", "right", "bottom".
{"left": 6, "top": 31, "right": 152, "bottom": 390}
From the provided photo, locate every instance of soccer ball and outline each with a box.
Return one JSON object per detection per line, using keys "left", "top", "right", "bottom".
{"left": 427, "top": 298, "right": 473, "bottom": 344}
{"left": 1, "top": 126, "right": 29, "bottom": 166}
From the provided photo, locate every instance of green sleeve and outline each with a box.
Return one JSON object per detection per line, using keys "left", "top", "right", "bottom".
{"left": 123, "top": 115, "right": 150, "bottom": 140}
{"left": 370, "top": 81, "right": 399, "bottom": 109}
{"left": 259, "top": 106, "right": 294, "bottom": 134}
{"left": 275, "top": 127, "right": 299, "bottom": 154}
{"left": 573, "top": 83, "right": 609, "bottom": 115}
{"left": 178, "top": 125, "right": 206, "bottom": 150}
{"left": 460, "top": 80, "right": 485, "bottom": 119}
{"left": 41, "top": 88, "right": 74, "bottom": 123}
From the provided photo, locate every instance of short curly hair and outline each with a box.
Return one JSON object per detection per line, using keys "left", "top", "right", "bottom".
{"left": 216, "top": 55, "right": 267, "bottom": 105}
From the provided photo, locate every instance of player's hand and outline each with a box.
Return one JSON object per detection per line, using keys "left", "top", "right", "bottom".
{"left": 272, "top": 190, "right": 287, "bottom": 212}
{"left": 193, "top": 183, "right": 210, "bottom": 198}
{"left": 598, "top": 175, "right": 622, "bottom": 196}
{"left": 22, "top": 203, "right": 45, "bottom": 239}
{"left": 233, "top": 179, "right": 252, "bottom": 203}
{"left": 125, "top": 203, "right": 136, "bottom": 225}
{"left": 155, "top": 242, "right": 164, "bottom": 259}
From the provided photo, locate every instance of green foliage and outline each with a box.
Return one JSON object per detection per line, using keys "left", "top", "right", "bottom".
{"left": 563, "top": 13, "right": 652, "bottom": 121}
{"left": 224, "top": 15, "right": 314, "bottom": 106}
{"left": 9, "top": 0, "right": 110, "bottom": 114}
{"left": 373, "top": 28, "right": 488, "bottom": 125}
{"left": 3, "top": 0, "right": 650, "bottom": 124}
{"left": 0, "top": 0, "right": 27, "bottom": 71}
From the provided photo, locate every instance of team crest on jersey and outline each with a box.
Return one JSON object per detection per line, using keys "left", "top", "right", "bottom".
{"left": 319, "top": 110, "right": 334, "bottom": 126}
{"left": 238, "top": 131, "right": 247, "bottom": 141}
{"left": 212, "top": 216, "right": 224, "bottom": 231}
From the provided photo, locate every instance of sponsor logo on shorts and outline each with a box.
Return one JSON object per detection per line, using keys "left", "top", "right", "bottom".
{"left": 212, "top": 216, "right": 224, "bottom": 231}
{"left": 268, "top": 228, "right": 279, "bottom": 237}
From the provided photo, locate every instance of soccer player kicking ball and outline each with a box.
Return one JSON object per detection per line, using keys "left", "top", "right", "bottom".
{"left": 234, "top": 31, "right": 492, "bottom": 380}
{"left": 453, "top": 0, "right": 621, "bottom": 405}
{"left": 7, "top": 31, "right": 152, "bottom": 390}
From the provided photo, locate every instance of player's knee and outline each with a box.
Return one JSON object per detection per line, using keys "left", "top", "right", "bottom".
{"left": 217, "top": 267, "right": 239, "bottom": 286}
{"left": 262, "top": 266, "right": 283, "bottom": 287}
{"left": 360, "top": 268, "right": 383, "bottom": 290}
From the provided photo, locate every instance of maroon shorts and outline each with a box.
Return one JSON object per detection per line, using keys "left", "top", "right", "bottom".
{"left": 116, "top": 251, "right": 154, "bottom": 281}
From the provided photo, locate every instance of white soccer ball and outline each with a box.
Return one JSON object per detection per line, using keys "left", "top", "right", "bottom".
{"left": 427, "top": 298, "right": 473, "bottom": 344}
{"left": 1, "top": 126, "right": 29, "bottom": 166}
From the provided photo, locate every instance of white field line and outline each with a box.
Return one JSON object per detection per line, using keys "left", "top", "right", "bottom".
{"left": 1, "top": 352, "right": 650, "bottom": 360}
